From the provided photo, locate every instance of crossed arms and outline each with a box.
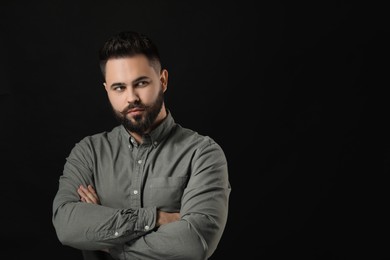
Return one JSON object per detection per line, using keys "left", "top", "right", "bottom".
{"left": 78, "top": 184, "right": 180, "bottom": 233}
{"left": 52, "top": 138, "right": 231, "bottom": 260}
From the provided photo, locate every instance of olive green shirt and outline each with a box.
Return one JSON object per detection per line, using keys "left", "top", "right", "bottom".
{"left": 52, "top": 112, "right": 231, "bottom": 260}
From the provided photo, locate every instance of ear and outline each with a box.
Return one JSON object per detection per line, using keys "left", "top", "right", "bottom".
{"left": 160, "top": 69, "right": 168, "bottom": 93}
{"left": 103, "top": 82, "right": 108, "bottom": 92}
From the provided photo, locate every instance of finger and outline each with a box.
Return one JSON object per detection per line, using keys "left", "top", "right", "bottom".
{"left": 78, "top": 187, "right": 92, "bottom": 203}
{"left": 78, "top": 185, "right": 87, "bottom": 197}
{"left": 78, "top": 184, "right": 99, "bottom": 204}
{"left": 87, "top": 185, "right": 101, "bottom": 204}
{"left": 86, "top": 192, "right": 98, "bottom": 204}
{"left": 87, "top": 185, "right": 97, "bottom": 195}
{"left": 79, "top": 185, "right": 89, "bottom": 193}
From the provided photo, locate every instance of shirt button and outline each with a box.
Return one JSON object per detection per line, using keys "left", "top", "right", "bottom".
{"left": 114, "top": 231, "right": 119, "bottom": 236}
{"left": 128, "top": 145, "right": 131, "bottom": 149}
{"left": 154, "top": 141, "right": 158, "bottom": 145}
{"left": 133, "top": 190, "right": 138, "bottom": 194}
{"left": 144, "top": 225, "right": 150, "bottom": 231}
{"left": 137, "top": 160, "right": 142, "bottom": 164}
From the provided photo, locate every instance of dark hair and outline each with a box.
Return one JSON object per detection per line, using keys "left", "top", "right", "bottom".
{"left": 99, "top": 31, "right": 161, "bottom": 76}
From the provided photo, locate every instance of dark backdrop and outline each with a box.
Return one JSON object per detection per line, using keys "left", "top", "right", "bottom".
{"left": 0, "top": 1, "right": 387, "bottom": 259}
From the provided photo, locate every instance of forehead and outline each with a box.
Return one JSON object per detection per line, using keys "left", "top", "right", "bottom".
{"left": 105, "top": 55, "right": 157, "bottom": 82}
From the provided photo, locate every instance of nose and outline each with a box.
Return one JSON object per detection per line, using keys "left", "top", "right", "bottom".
{"left": 126, "top": 88, "right": 139, "bottom": 103}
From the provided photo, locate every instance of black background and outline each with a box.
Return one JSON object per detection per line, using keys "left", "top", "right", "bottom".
{"left": 0, "top": 1, "right": 387, "bottom": 259}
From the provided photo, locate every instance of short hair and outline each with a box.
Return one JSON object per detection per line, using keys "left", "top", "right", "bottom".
{"left": 99, "top": 31, "right": 161, "bottom": 76}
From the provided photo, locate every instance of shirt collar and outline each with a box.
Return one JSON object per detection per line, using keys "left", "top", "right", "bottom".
{"left": 120, "top": 109, "right": 175, "bottom": 148}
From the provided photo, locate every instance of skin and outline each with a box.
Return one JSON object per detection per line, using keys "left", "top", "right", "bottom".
{"left": 78, "top": 55, "right": 180, "bottom": 236}
{"left": 104, "top": 55, "right": 168, "bottom": 144}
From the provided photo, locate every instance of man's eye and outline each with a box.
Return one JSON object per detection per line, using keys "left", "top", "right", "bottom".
{"left": 136, "top": 81, "right": 148, "bottom": 87}
{"left": 114, "top": 86, "right": 125, "bottom": 91}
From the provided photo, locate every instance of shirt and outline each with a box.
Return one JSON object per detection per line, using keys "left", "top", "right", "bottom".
{"left": 52, "top": 111, "right": 231, "bottom": 260}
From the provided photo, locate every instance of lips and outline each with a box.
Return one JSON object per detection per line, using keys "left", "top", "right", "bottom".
{"left": 128, "top": 108, "right": 144, "bottom": 113}
{"left": 126, "top": 108, "right": 145, "bottom": 116}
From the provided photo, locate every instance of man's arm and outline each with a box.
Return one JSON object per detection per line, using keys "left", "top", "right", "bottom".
{"left": 78, "top": 185, "right": 180, "bottom": 228}
{"left": 52, "top": 139, "right": 157, "bottom": 251}
{"left": 55, "top": 138, "right": 230, "bottom": 259}
{"left": 108, "top": 141, "right": 231, "bottom": 260}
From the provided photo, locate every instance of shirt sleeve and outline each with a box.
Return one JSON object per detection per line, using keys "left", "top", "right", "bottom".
{"left": 52, "top": 138, "right": 157, "bottom": 251}
{"left": 109, "top": 140, "right": 232, "bottom": 260}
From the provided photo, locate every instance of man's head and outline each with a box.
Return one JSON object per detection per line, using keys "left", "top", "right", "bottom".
{"left": 99, "top": 31, "right": 162, "bottom": 77}
{"left": 99, "top": 31, "right": 168, "bottom": 136}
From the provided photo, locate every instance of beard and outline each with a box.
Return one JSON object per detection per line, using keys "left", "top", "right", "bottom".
{"left": 110, "top": 89, "right": 164, "bottom": 135}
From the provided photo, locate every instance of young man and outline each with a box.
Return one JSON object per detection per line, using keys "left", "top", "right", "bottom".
{"left": 52, "top": 30, "right": 231, "bottom": 260}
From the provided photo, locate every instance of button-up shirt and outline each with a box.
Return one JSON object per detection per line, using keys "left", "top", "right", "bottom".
{"left": 52, "top": 111, "right": 231, "bottom": 260}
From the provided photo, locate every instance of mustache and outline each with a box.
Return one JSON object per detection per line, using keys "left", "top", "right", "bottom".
{"left": 120, "top": 102, "right": 147, "bottom": 115}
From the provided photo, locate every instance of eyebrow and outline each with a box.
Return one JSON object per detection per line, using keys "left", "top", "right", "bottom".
{"left": 109, "top": 76, "right": 151, "bottom": 89}
{"left": 109, "top": 82, "right": 126, "bottom": 89}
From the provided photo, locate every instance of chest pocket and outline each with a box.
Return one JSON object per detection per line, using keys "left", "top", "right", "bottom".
{"left": 143, "top": 177, "right": 188, "bottom": 211}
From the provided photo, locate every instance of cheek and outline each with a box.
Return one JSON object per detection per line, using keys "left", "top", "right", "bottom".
{"left": 140, "top": 89, "right": 159, "bottom": 104}
{"left": 107, "top": 94, "right": 124, "bottom": 109}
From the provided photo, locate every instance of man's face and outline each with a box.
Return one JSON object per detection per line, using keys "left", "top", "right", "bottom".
{"left": 104, "top": 55, "right": 168, "bottom": 135}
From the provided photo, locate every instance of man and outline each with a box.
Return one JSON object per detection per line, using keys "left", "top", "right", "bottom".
{"left": 52, "top": 30, "right": 231, "bottom": 260}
